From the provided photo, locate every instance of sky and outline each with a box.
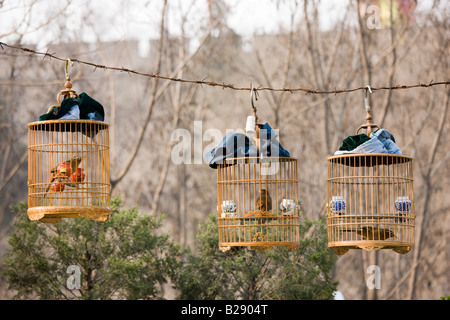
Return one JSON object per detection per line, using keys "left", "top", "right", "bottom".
{"left": 0, "top": 0, "right": 442, "bottom": 52}
{"left": 0, "top": 1, "right": 348, "bottom": 45}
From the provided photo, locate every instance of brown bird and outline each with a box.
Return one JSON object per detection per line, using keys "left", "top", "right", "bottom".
{"left": 357, "top": 226, "right": 396, "bottom": 241}
{"left": 254, "top": 188, "right": 272, "bottom": 224}
{"left": 255, "top": 188, "right": 272, "bottom": 213}
{"left": 44, "top": 155, "right": 85, "bottom": 196}
{"left": 49, "top": 155, "right": 85, "bottom": 175}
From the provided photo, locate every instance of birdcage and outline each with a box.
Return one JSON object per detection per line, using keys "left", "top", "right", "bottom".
{"left": 326, "top": 88, "right": 414, "bottom": 255}
{"left": 215, "top": 87, "right": 300, "bottom": 252}
{"left": 217, "top": 157, "right": 300, "bottom": 252}
{"left": 27, "top": 62, "right": 111, "bottom": 223}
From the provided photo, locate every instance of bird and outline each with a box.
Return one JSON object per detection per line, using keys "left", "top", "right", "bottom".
{"left": 255, "top": 188, "right": 272, "bottom": 213}
{"left": 50, "top": 155, "right": 85, "bottom": 176}
{"left": 44, "top": 155, "right": 85, "bottom": 196}
{"left": 255, "top": 188, "right": 272, "bottom": 224}
{"left": 357, "top": 226, "right": 396, "bottom": 241}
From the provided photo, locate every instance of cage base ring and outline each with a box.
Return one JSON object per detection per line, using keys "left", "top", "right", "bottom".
{"left": 219, "top": 246, "right": 231, "bottom": 252}
{"left": 330, "top": 247, "right": 350, "bottom": 255}
{"left": 27, "top": 206, "right": 111, "bottom": 223}
{"left": 220, "top": 241, "right": 299, "bottom": 251}
{"left": 329, "top": 241, "right": 414, "bottom": 254}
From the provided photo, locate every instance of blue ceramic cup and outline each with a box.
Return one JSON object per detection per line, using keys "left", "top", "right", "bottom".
{"left": 331, "top": 196, "right": 345, "bottom": 213}
{"left": 395, "top": 196, "right": 411, "bottom": 212}
{"left": 394, "top": 196, "right": 411, "bottom": 222}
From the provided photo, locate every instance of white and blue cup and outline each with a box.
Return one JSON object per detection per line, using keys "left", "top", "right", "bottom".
{"left": 395, "top": 196, "right": 411, "bottom": 212}
{"left": 331, "top": 196, "right": 345, "bottom": 213}
{"left": 280, "top": 199, "right": 296, "bottom": 215}
{"left": 395, "top": 196, "right": 411, "bottom": 222}
{"left": 221, "top": 200, "right": 237, "bottom": 217}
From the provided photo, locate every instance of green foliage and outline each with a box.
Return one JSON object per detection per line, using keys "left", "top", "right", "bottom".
{"left": 174, "top": 214, "right": 338, "bottom": 300}
{"left": 1, "top": 199, "right": 338, "bottom": 300}
{"left": 1, "top": 197, "right": 184, "bottom": 300}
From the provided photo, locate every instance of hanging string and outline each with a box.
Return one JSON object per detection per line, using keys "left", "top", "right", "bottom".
{"left": 1, "top": 41, "right": 449, "bottom": 95}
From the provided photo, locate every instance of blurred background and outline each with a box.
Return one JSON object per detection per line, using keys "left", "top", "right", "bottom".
{"left": 0, "top": 0, "right": 448, "bottom": 299}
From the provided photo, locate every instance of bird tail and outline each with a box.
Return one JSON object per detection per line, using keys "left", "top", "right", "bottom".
{"left": 43, "top": 177, "right": 55, "bottom": 198}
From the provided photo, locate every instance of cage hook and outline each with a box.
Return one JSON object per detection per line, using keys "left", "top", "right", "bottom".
{"left": 250, "top": 84, "right": 258, "bottom": 112}
{"left": 65, "top": 59, "right": 74, "bottom": 81}
{"left": 364, "top": 85, "right": 372, "bottom": 111}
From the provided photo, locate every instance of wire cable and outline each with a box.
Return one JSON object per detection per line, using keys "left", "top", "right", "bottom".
{"left": 1, "top": 41, "right": 448, "bottom": 95}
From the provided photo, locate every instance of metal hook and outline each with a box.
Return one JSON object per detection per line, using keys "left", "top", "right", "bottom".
{"left": 250, "top": 84, "right": 258, "bottom": 111}
{"left": 364, "top": 85, "right": 372, "bottom": 111}
{"left": 356, "top": 85, "right": 378, "bottom": 137}
{"left": 65, "top": 59, "right": 74, "bottom": 81}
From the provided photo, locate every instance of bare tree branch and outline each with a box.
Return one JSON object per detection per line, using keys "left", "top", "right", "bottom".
{"left": 110, "top": 0, "right": 168, "bottom": 188}
{"left": 407, "top": 87, "right": 449, "bottom": 299}
{"left": 111, "top": 4, "right": 227, "bottom": 188}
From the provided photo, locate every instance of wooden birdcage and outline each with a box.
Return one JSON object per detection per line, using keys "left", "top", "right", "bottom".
{"left": 27, "top": 64, "right": 111, "bottom": 223}
{"left": 216, "top": 88, "right": 300, "bottom": 252}
{"left": 326, "top": 91, "right": 414, "bottom": 255}
{"left": 217, "top": 157, "right": 300, "bottom": 252}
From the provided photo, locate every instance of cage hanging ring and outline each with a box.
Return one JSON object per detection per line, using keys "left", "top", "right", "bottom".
{"left": 56, "top": 89, "right": 78, "bottom": 105}
{"left": 356, "top": 123, "right": 380, "bottom": 135}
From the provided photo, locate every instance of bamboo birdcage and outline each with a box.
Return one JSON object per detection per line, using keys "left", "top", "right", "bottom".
{"left": 326, "top": 92, "right": 414, "bottom": 255}
{"left": 27, "top": 63, "right": 111, "bottom": 223}
{"left": 217, "top": 89, "right": 300, "bottom": 252}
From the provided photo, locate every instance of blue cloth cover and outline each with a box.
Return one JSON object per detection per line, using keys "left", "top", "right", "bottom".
{"left": 205, "top": 122, "right": 290, "bottom": 169}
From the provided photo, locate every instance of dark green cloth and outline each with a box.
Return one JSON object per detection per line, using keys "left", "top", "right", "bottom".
{"left": 38, "top": 92, "right": 104, "bottom": 121}
{"left": 38, "top": 97, "right": 79, "bottom": 121}
{"left": 338, "top": 134, "right": 371, "bottom": 151}
{"left": 78, "top": 92, "right": 104, "bottom": 120}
